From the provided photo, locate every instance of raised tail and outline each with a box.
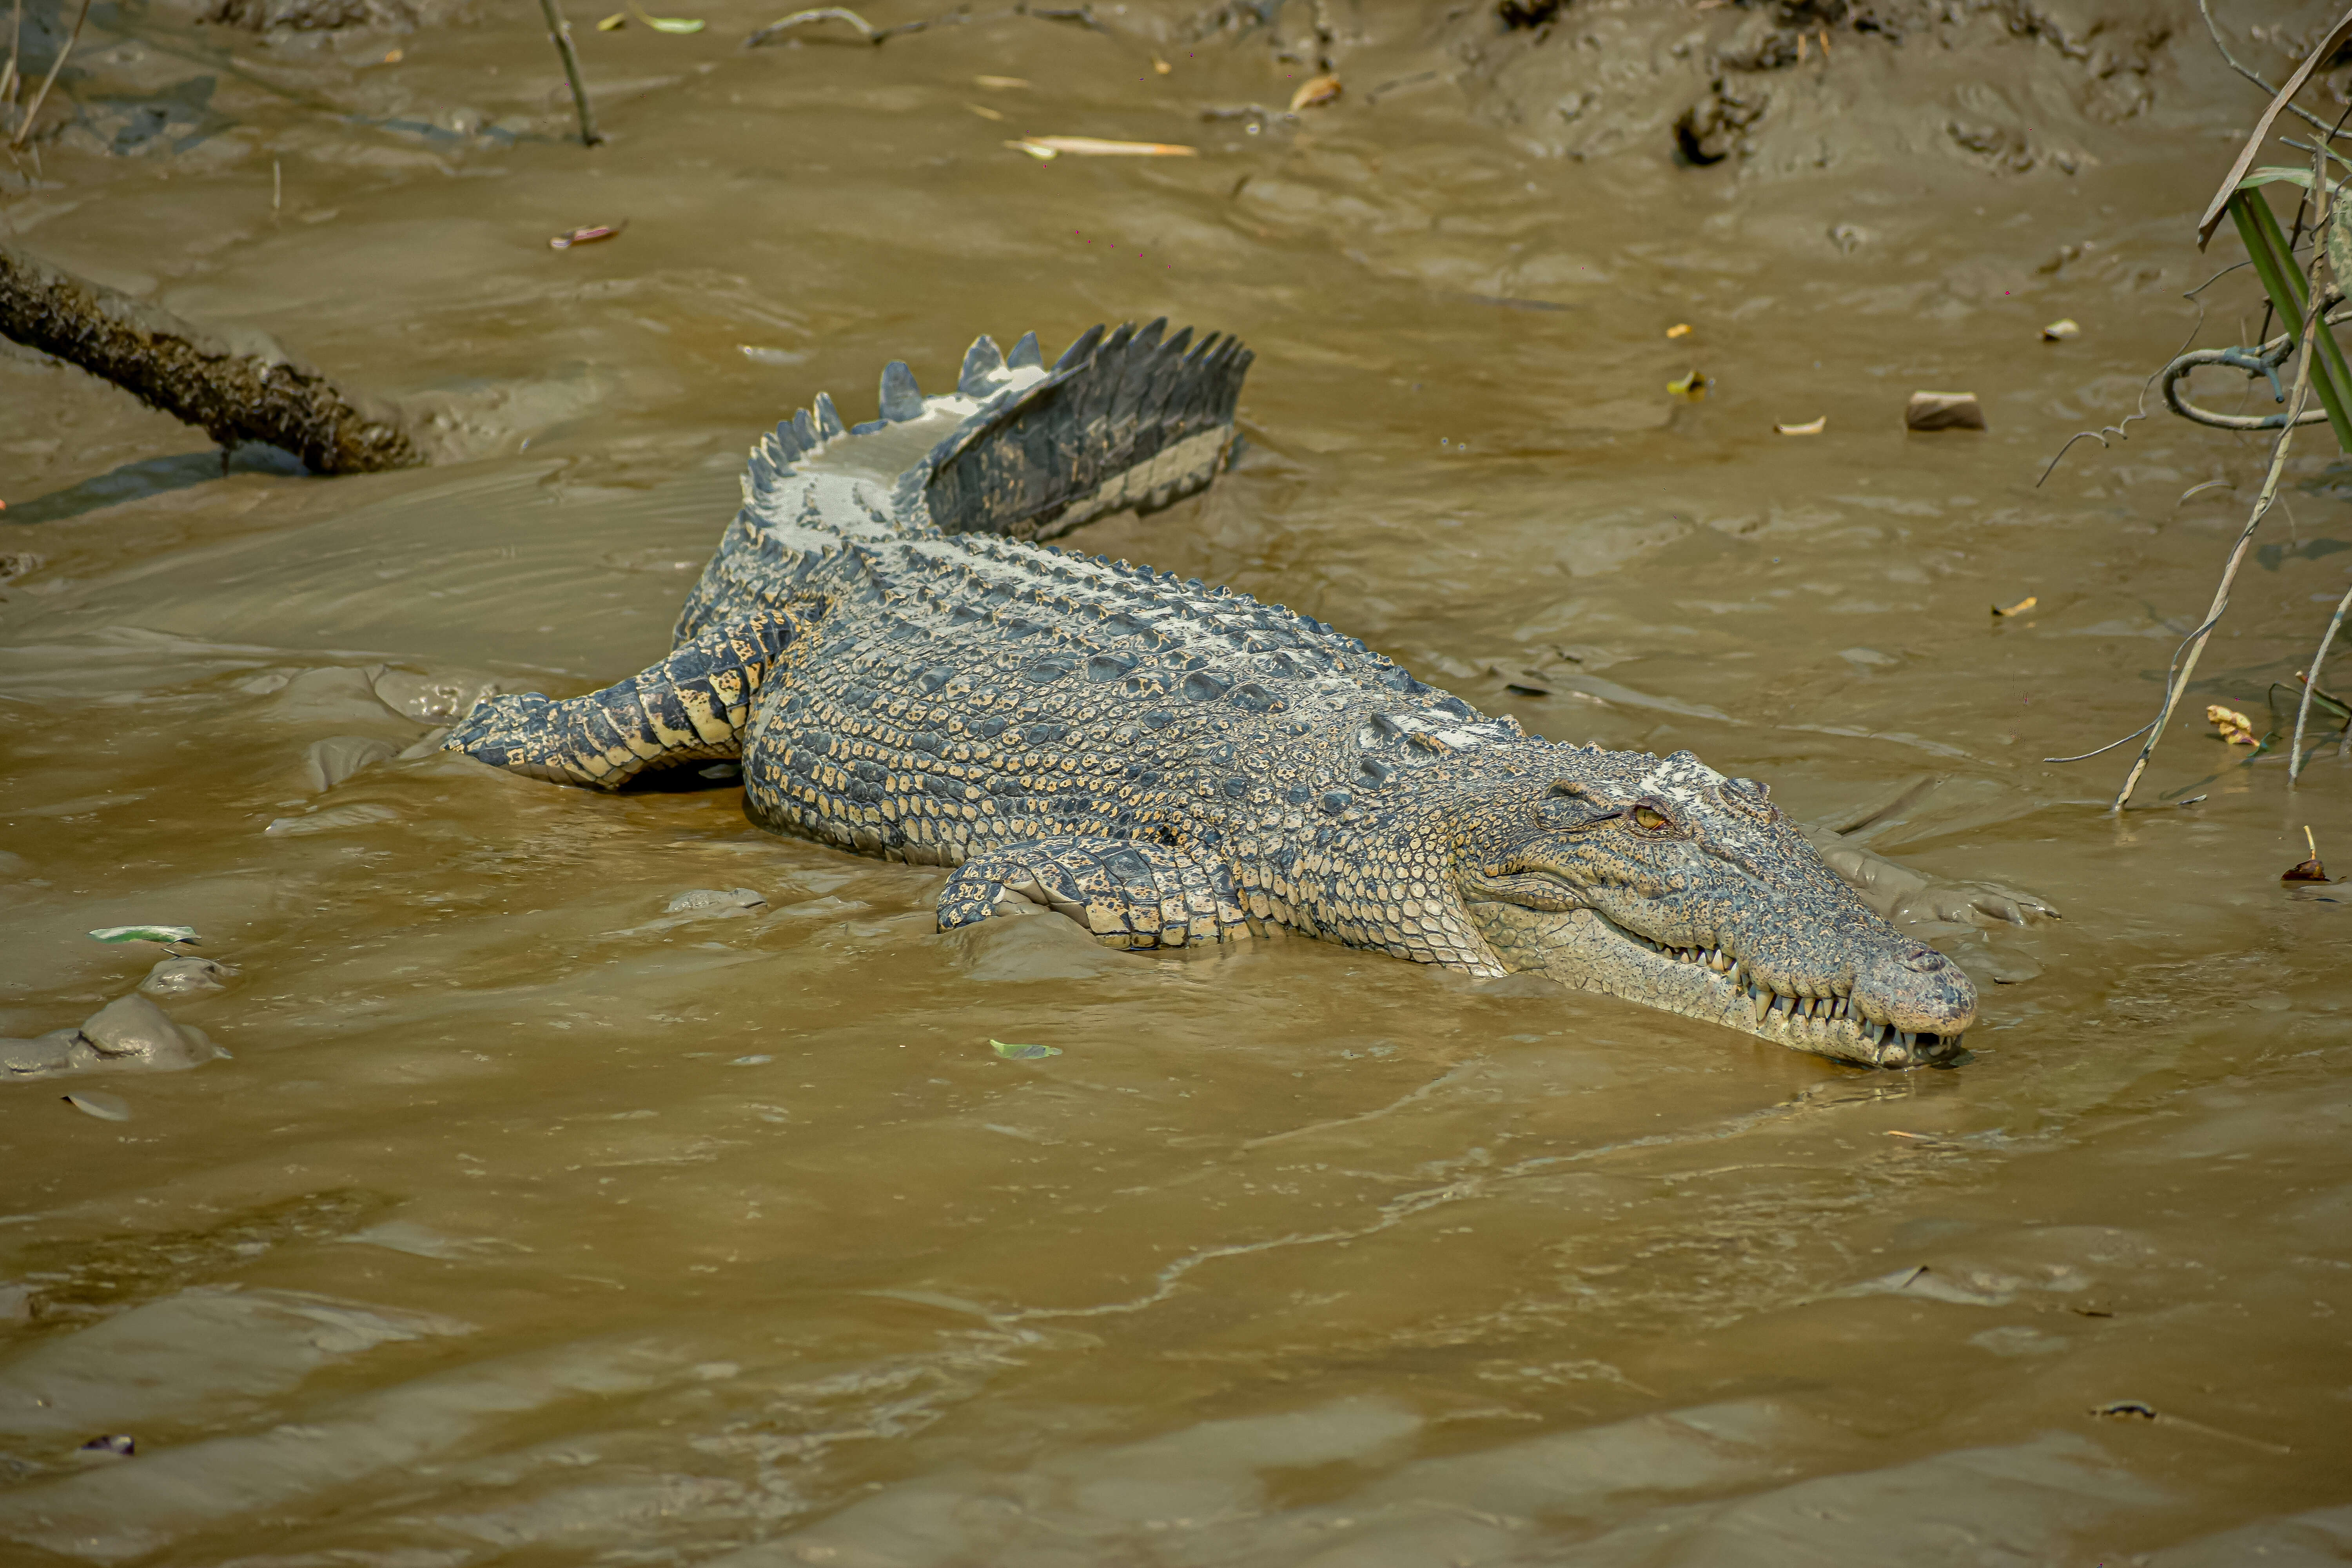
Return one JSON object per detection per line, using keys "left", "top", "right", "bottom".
{"left": 673, "top": 321, "right": 1250, "bottom": 640}
{"left": 912, "top": 318, "right": 1253, "bottom": 541}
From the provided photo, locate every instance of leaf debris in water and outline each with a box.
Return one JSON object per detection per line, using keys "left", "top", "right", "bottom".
{"left": 1009, "top": 137, "right": 1197, "bottom": 160}
{"left": 550, "top": 221, "right": 628, "bottom": 250}
{"left": 990, "top": 1039, "right": 1061, "bottom": 1060}
{"left": 1665, "top": 322, "right": 1692, "bottom": 338}
{"left": 89, "top": 926, "right": 197, "bottom": 944}
{"left": 1288, "top": 74, "right": 1341, "bottom": 112}
{"left": 1992, "top": 595, "right": 2038, "bottom": 617}
{"left": 2042, "top": 318, "right": 2081, "bottom": 341}
{"left": 2284, "top": 825, "right": 2329, "bottom": 883}
{"left": 628, "top": 1, "right": 705, "bottom": 30}
{"left": 64, "top": 1092, "right": 131, "bottom": 1122}
{"left": 2207, "top": 704, "right": 2259, "bottom": 747}
{"left": 1774, "top": 416, "right": 1826, "bottom": 435}
{"left": 1667, "top": 368, "right": 1709, "bottom": 401}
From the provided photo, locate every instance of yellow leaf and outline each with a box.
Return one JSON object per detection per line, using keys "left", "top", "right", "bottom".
{"left": 597, "top": 11, "right": 625, "bottom": 26}
{"left": 1992, "top": 595, "right": 2037, "bottom": 617}
{"left": 1667, "top": 369, "right": 1709, "bottom": 401}
{"left": 2206, "top": 704, "right": 2258, "bottom": 746}
{"left": 1774, "top": 416, "right": 1826, "bottom": 435}
{"left": 1289, "top": 74, "right": 1341, "bottom": 112}
{"left": 1665, "top": 322, "right": 1691, "bottom": 338}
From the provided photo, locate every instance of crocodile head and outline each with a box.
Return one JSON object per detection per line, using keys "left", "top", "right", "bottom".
{"left": 1454, "top": 748, "right": 1975, "bottom": 1067}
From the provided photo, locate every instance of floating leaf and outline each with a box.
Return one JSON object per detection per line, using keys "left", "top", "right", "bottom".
{"left": 1773, "top": 416, "right": 1826, "bottom": 435}
{"left": 1665, "top": 322, "right": 1691, "bottom": 338}
{"left": 597, "top": 10, "right": 626, "bottom": 25}
{"left": 1288, "top": 74, "right": 1341, "bottom": 112}
{"left": 975, "top": 74, "right": 1030, "bottom": 89}
{"left": 63, "top": 1092, "right": 131, "bottom": 1122}
{"left": 1666, "top": 368, "right": 1709, "bottom": 401}
{"left": 89, "top": 925, "right": 197, "bottom": 944}
{"left": 1009, "top": 136, "right": 1197, "bottom": 160}
{"left": 628, "top": 1, "right": 704, "bottom": 30}
{"left": 2207, "top": 704, "right": 2259, "bottom": 747}
{"left": 2285, "top": 826, "right": 2329, "bottom": 883}
{"left": 2041, "top": 318, "right": 2080, "bottom": 341}
{"left": 550, "top": 221, "right": 628, "bottom": 250}
{"left": 1992, "top": 595, "right": 2038, "bottom": 618}
{"left": 990, "top": 1038, "right": 1061, "bottom": 1060}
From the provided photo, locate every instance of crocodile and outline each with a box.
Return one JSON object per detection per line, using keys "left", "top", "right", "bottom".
{"left": 445, "top": 320, "right": 1981, "bottom": 1067}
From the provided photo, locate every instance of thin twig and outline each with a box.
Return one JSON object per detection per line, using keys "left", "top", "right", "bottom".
{"left": 2036, "top": 311, "right": 2202, "bottom": 486}
{"left": 746, "top": 5, "right": 883, "bottom": 45}
{"left": 2044, "top": 722, "right": 2155, "bottom": 765}
{"left": 535, "top": 0, "right": 602, "bottom": 147}
{"left": 2290, "top": 588, "right": 2352, "bottom": 781}
{"left": 9, "top": 0, "right": 91, "bottom": 150}
{"left": 2198, "top": 0, "right": 2347, "bottom": 144}
{"left": 2114, "top": 142, "right": 2335, "bottom": 812}
{"left": 1, "top": 0, "right": 23, "bottom": 134}
{"left": 2194, "top": 2, "right": 2352, "bottom": 248}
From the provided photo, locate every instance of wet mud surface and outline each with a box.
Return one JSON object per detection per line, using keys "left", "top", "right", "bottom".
{"left": 4, "top": 0, "right": 2351, "bottom": 1561}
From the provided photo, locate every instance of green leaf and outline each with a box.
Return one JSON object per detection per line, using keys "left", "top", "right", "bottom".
{"left": 2239, "top": 165, "right": 2316, "bottom": 191}
{"left": 88, "top": 925, "right": 197, "bottom": 944}
{"left": 628, "top": 2, "right": 704, "bottom": 30}
{"left": 2331, "top": 206, "right": 2352, "bottom": 288}
{"left": 990, "top": 1038, "right": 1060, "bottom": 1060}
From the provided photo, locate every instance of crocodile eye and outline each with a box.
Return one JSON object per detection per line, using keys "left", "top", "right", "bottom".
{"left": 1632, "top": 804, "right": 1672, "bottom": 831}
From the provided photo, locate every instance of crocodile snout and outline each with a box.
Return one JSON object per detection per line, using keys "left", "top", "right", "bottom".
{"left": 1851, "top": 941, "right": 1976, "bottom": 1042}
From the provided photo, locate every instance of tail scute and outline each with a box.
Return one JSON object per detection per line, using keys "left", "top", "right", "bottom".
{"left": 916, "top": 318, "right": 1251, "bottom": 542}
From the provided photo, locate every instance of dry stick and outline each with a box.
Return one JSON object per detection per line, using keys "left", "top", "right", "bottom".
{"left": 536, "top": 0, "right": 602, "bottom": 147}
{"left": 2115, "top": 161, "right": 2335, "bottom": 812}
{"left": 2289, "top": 584, "right": 2352, "bottom": 782}
{"left": 9, "top": 0, "right": 90, "bottom": 150}
{"left": 1, "top": 0, "right": 22, "bottom": 133}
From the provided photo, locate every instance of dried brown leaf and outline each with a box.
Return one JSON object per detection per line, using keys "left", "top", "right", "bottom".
{"left": 1289, "top": 74, "right": 1341, "bottom": 112}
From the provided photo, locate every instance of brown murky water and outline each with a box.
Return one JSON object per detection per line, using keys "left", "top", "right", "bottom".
{"left": 4, "top": 1, "right": 2351, "bottom": 1561}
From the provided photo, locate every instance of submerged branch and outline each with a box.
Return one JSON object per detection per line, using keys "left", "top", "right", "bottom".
{"left": 0, "top": 241, "right": 422, "bottom": 475}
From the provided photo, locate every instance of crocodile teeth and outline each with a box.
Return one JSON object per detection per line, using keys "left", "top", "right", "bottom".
{"left": 1753, "top": 987, "right": 1773, "bottom": 1024}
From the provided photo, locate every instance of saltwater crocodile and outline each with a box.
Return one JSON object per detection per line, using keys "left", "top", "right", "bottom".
{"left": 446, "top": 321, "right": 1980, "bottom": 1067}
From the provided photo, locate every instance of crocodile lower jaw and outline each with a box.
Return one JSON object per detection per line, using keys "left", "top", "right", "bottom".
{"left": 1475, "top": 905, "right": 1965, "bottom": 1069}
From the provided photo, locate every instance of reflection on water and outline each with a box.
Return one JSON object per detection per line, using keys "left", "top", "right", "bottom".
{"left": 3, "top": 0, "right": 2351, "bottom": 1562}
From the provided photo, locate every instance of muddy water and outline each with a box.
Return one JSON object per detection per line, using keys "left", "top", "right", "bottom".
{"left": 3, "top": 1, "right": 2351, "bottom": 1561}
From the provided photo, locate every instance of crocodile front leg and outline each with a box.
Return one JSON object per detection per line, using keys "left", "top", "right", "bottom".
{"left": 444, "top": 612, "right": 800, "bottom": 789}
{"left": 938, "top": 837, "right": 1252, "bottom": 951}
